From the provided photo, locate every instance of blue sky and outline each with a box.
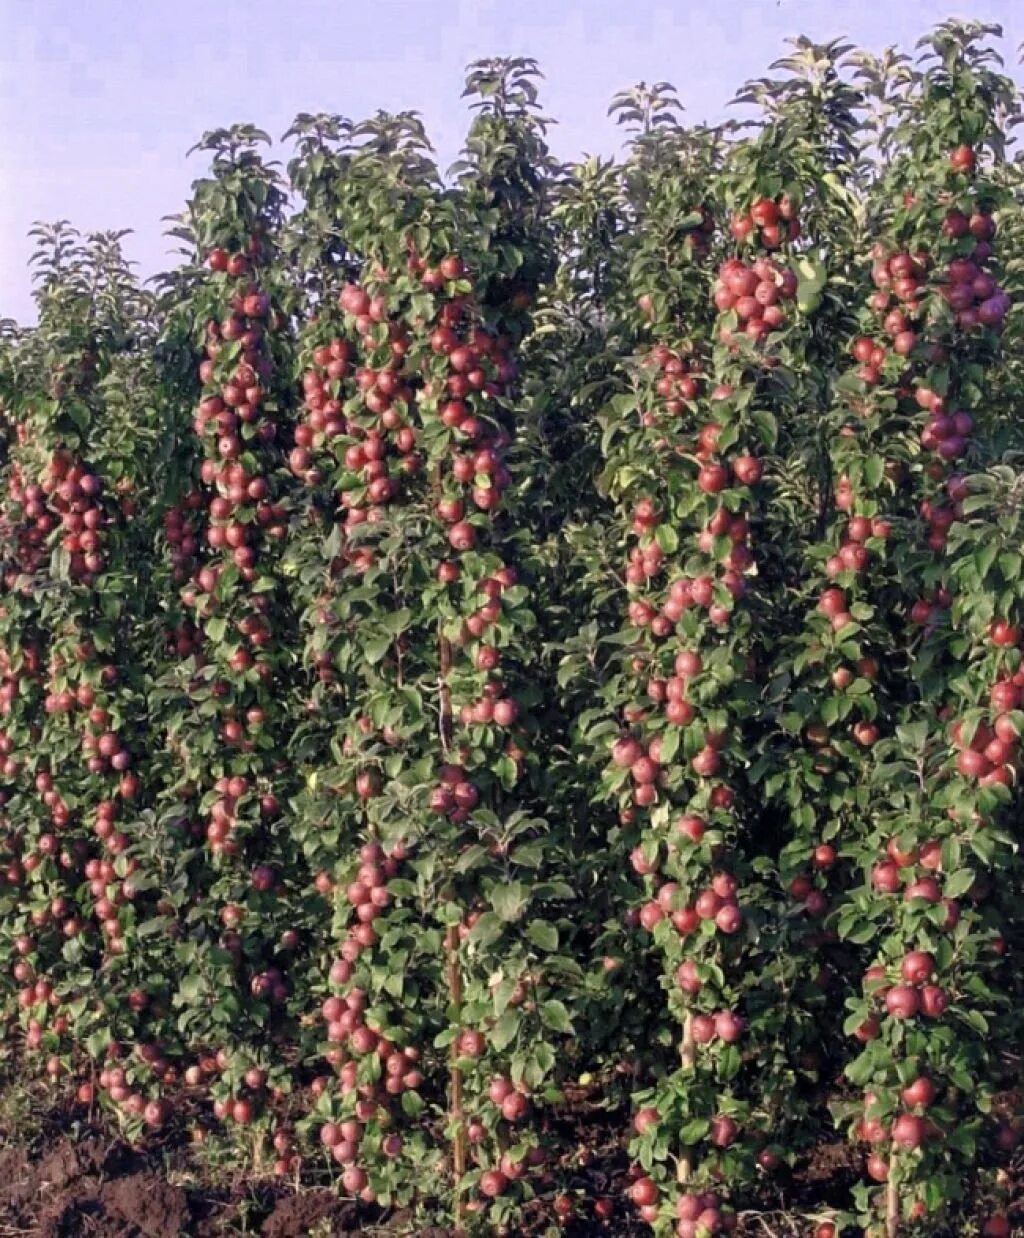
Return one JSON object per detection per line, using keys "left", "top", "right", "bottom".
{"left": 2, "top": 0, "right": 1021, "bottom": 324}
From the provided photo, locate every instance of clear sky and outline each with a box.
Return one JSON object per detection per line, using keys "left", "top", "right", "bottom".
{"left": 2, "top": 0, "right": 1021, "bottom": 325}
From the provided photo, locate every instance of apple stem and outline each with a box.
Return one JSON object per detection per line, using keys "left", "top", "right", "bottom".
{"left": 446, "top": 922, "right": 467, "bottom": 1228}
{"left": 678, "top": 1012, "right": 696, "bottom": 1182}
{"left": 678, "top": 1147, "right": 694, "bottom": 1184}
{"left": 886, "top": 1160, "right": 899, "bottom": 1238}
{"left": 439, "top": 629, "right": 453, "bottom": 753}
{"left": 681, "top": 1010, "right": 696, "bottom": 1070}
{"left": 440, "top": 615, "right": 464, "bottom": 1222}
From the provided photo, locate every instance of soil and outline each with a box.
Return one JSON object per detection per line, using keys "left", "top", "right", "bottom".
{"left": 0, "top": 1099, "right": 1019, "bottom": 1237}
{"left": 0, "top": 1137, "right": 186, "bottom": 1238}
{"left": 260, "top": 1191, "right": 362, "bottom": 1237}
{"left": 0, "top": 1122, "right": 335, "bottom": 1238}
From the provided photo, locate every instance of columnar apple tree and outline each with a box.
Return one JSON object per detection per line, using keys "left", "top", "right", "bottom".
{"left": 278, "top": 65, "right": 575, "bottom": 1228}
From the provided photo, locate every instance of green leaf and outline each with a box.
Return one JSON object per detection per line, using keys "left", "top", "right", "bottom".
{"left": 401, "top": 1089, "right": 424, "bottom": 1117}
{"left": 490, "top": 1008, "right": 522, "bottom": 1052}
{"left": 658, "top": 728, "right": 680, "bottom": 764}
{"left": 752, "top": 410, "right": 778, "bottom": 449}
{"left": 943, "top": 868, "right": 975, "bottom": 899}
{"left": 362, "top": 634, "right": 392, "bottom": 664}
{"left": 678, "top": 1118, "right": 710, "bottom": 1144}
{"left": 205, "top": 615, "right": 227, "bottom": 643}
{"left": 490, "top": 882, "right": 529, "bottom": 923}
{"left": 467, "top": 912, "right": 502, "bottom": 948}
{"left": 526, "top": 921, "right": 558, "bottom": 951}
{"left": 454, "top": 845, "right": 488, "bottom": 873}
{"left": 863, "top": 456, "right": 885, "bottom": 489}
{"left": 539, "top": 999, "right": 573, "bottom": 1034}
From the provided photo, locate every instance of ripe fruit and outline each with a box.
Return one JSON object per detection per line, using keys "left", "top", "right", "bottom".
{"left": 900, "top": 951, "right": 935, "bottom": 985}
{"left": 232, "top": 1099, "right": 255, "bottom": 1125}
{"left": 691, "top": 1014, "right": 716, "bottom": 1044}
{"left": 902, "top": 1077, "right": 936, "bottom": 1109}
{"left": 818, "top": 588, "right": 846, "bottom": 618}
{"left": 629, "top": 1176, "right": 658, "bottom": 1207}
{"left": 612, "top": 737, "right": 642, "bottom": 768}
{"left": 892, "top": 1113, "right": 926, "bottom": 1149}
{"left": 750, "top": 197, "right": 779, "bottom": 227}
{"left": 813, "top": 844, "right": 836, "bottom": 870}
{"left": 989, "top": 619, "right": 1021, "bottom": 648}
{"left": 920, "top": 985, "right": 948, "bottom": 1018}
{"left": 714, "top": 1011, "right": 744, "bottom": 1043}
{"left": 676, "top": 814, "right": 706, "bottom": 843}
{"left": 732, "top": 455, "right": 763, "bottom": 486}
{"left": 710, "top": 1114, "right": 738, "bottom": 1147}
{"left": 448, "top": 521, "right": 476, "bottom": 551}
{"left": 867, "top": 1152, "right": 889, "bottom": 1183}
{"left": 480, "top": 1168, "right": 509, "bottom": 1198}
{"left": 143, "top": 1098, "right": 170, "bottom": 1128}
{"left": 698, "top": 464, "right": 729, "bottom": 495}
{"left": 631, "top": 756, "right": 659, "bottom": 785}
{"left": 950, "top": 145, "right": 976, "bottom": 173}
{"left": 487, "top": 1077, "right": 527, "bottom": 1131}
{"left": 885, "top": 985, "right": 920, "bottom": 1019}
{"left": 904, "top": 878, "right": 941, "bottom": 904}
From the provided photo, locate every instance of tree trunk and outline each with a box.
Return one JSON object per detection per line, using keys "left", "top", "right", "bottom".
{"left": 885, "top": 1161, "right": 899, "bottom": 1238}
{"left": 677, "top": 1011, "right": 696, "bottom": 1183}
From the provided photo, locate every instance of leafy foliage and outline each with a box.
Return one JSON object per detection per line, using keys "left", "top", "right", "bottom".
{"left": 0, "top": 25, "right": 1023, "bottom": 1238}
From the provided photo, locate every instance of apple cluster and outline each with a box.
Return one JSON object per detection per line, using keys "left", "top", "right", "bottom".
{"left": 869, "top": 207, "right": 1009, "bottom": 338}
{"left": 714, "top": 257, "right": 799, "bottom": 345}
{"left": 948, "top": 656, "right": 1022, "bottom": 786}
{"left": 728, "top": 195, "right": 801, "bottom": 248}
{"left": 638, "top": 344, "right": 703, "bottom": 424}
{"left": 162, "top": 488, "right": 205, "bottom": 584}
{"left": 629, "top": 843, "right": 745, "bottom": 942}
{"left": 628, "top": 1170, "right": 738, "bottom": 1235}
{"left": 0, "top": 459, "right": 53, "bottom": 577}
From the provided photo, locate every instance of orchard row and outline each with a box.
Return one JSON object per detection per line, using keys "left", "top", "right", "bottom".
{"left": 1, "top": 26, "right": 1023, "bottom": 1238}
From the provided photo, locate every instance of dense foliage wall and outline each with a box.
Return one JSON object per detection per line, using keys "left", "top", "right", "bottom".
{"left": 1, "top": 21, "right": 1023, "bottom": 1238}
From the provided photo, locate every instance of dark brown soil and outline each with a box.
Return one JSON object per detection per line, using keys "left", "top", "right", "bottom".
{"left": 791, "top": 1138, "right": 863, "bottom": 1203}
{"left": 0, "top": 1136, "right": 185, "bottom": 1238}
{"left": 260, "top": 1190, "right": 361, "bottom": 1237}
{"left": 0, "top": 1127, "right": 260, "bottom": 1238}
